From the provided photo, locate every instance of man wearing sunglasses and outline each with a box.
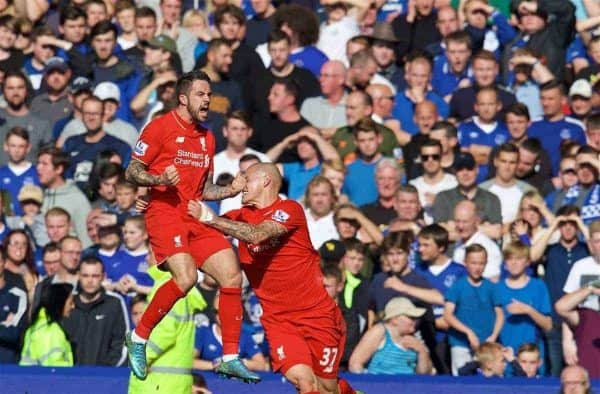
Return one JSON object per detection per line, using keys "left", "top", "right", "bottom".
{"left": 409, "top": 139, "right": 457, "bottom": 222}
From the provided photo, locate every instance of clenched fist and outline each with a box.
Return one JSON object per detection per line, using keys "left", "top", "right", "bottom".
{"left": 188, "top": 200, "right": 216, "bottom": 223}
{"left": 160, "top": 165, "right": 180, "bottom": 186}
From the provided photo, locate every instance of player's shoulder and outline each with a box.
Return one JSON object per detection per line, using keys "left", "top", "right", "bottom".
{"left": 564, "top": 116, "right": 585, "bottom": 130}
{"left": 270, "top": 198, "right": 303, "bottom": 222}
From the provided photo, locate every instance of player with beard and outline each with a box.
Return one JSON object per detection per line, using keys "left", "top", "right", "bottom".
{"left": 125, "top": 70, "right": 260, "bottom": 383}
{"left": 0, "top": 71, "right": 53, "bottom": 166}
{"left": 188, "top": 162, "right": 360, "bottom": 394}
{"left": 62, "top": 257, "right": 129, "bottom": 366}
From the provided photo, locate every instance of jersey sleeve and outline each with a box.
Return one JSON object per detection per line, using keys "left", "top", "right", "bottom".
{"left": 445, "top": 280, "right": 460, "bottom": 304}
{"left": 132, "top": 119, "right": 163, "bottom": 165}
{"left": 265, "top": 200, "right": 303, "bottom": 233}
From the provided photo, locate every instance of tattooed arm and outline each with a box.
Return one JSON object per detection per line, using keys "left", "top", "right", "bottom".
{"left": 187, "top": 199, "right": 288, "bottom": 243}
{"left": 125, "top": 159, "right": 180, "bottom": 186}
{"left": 202, "top": 171, "right": 245, "bottom": 201}
{"left": 209, "top": 217, "right": 288, "bottom": 244}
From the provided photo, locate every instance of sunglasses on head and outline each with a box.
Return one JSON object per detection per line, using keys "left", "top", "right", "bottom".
{"left": 421, "top": 154, "right": 441, "bottom": 161}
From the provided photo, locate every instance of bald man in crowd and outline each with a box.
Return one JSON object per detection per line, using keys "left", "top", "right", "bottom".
{"left": 301, "top": 60, "right": 348, "bottom": 138}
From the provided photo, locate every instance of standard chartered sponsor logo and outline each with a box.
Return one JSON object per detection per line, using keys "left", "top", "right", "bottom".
{"left": 174, "top": 149, "right": 210, "bottom": 167}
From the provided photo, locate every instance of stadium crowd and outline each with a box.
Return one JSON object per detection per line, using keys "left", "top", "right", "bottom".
{"left": 0, "top": 0, "right": 598, "bottom": 387}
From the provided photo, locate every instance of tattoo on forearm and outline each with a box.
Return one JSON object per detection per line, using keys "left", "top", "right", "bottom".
{"left": 126, "top": 160, "right": 162, "bottom": 186}
{"left": 203, "top": 176, "right": 236, "bottom": 200}
{"left": 208, "top": 218, "right": 287, "bottom": 244}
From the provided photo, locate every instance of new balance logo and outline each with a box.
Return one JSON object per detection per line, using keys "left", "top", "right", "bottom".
{"left": 176, "top": 136, "right": 185, "bottom": 143}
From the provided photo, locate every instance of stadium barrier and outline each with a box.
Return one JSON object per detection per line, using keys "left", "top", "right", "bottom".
{"left": 1, "top": 365, "right": 599, "bottom": 393}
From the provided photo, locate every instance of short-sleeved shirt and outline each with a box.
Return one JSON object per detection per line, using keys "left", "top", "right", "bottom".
{"left": 282, "top": 162, "right": 321, "bottom": 201}
{"left": 415, "top": 260, "right": 466, "bottom": 318}
{"left": 223, "top": 198, "right": 335, "bottom": 319}
{"left": 343, "top": 158, "right": 379, "bottom": 207}
{"left": 446, "top": 276, "right": 497, "bottom": 347}
{"left": 527, "top": 117, "right": 586, "bottom": 175}
{"left": 195, "top": 323, "right": 261, "bottom": 363}
{"left": 132, "top": 110, "right": 215, "bottom": 215}
{"left": 563, "top": 256, "right": 600, "bottom": 311}
{"left": 457, "top": 118, "right": 510, "bottom": 148}
{"left": 494, "top": 277, "right": 551, "bottom": 353}
{"left": 431, "top": 187, "right": 502, "bottom": 224}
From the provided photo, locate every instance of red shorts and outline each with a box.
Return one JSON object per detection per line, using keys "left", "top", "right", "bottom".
{"left": 262, "top": 307, "right": 346, "bottom": 379}
{"left": 145, "top": 208, "right": 231, "bottom": 266}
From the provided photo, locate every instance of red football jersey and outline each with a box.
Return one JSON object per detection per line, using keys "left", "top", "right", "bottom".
{"left": 132, "top": 110, "right": 214, "bottom": 214}
{"left": 224, "top": 198, "right": 335, "bottom": 318}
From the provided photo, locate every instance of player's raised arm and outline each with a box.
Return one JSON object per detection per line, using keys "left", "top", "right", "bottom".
{"left": 202, "top": 171, "right": 246, "bottom": 201}
{"left": 125, "top": 159, "right": 180, "bottom": 187}
{"left": 188, "top": 200, "right": 288, "bottom": 244}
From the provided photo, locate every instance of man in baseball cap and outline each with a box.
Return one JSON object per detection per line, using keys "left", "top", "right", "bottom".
{"left": 569, "top": 79, "right": 593, "bottom": 120}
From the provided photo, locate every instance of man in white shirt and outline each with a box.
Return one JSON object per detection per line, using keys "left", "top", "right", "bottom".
{"left": 304, "top": 176, "right": 339, "bottom": 249}
{"left": 409, "top": 139, "right": 457, "bottom": 222}
{"left": 563, "top": 219, "right": 600, "bottom": 311}
{"left": 213, "top": 111, "right": 270, "bottom": 181}
{"left": 479, "top": 142, "right": 534, "bottom": 230}
{"left": 451, "top": 200, "right": 501, "bottom": 280}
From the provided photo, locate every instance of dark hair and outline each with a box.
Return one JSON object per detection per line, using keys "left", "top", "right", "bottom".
{"left": 42, "top": 241, "right": 61, "bottom": 258}
{"left": 98, "top": 162, "right": 124, "bottom": 182}
{"left": 505, "top": 102, "right": 530, "bottom": 121}
{"left": 380, "top": 230, "right": 414, "bottom": 254}
{"left": 239, "top": 153, "right": 261, "bottom": 165}
{"left": 3, "top": 229, "right": 35, "bottom": 275}
{"left": 207, "top": 37, "right": 230, "bottom": 54}
{"left": 176, "top": 69, "right": 211, "bottom": 99}
{"left": 89, "top": 20, "right": 117, "bottom": 40}
{"left": 80, "top": 256, "right": 105, "bottom": 273}
{"left": 135, "top": 6, "right": 156, "bottom": 19}
{"left": 34, "top": 283, "right": 73, "bottom": 325}
{"left": 418, "top": 224, "right": 449, "bottom": 253}
{"left": 3, "top": 69, "right": 28, "bottom": 88}
{"left": 321, "top": 262, "right": 343, "bottom": 283}
{"left": 556, "top": 204, "right": 580, "bottom": 217}
{"left": 540, "top": 79, "right": 565, "bottom": 95}
{"left": 267, "top": 29, "right": 290, "bottom": 45}
{"left": 520, "top": 138, "right": 543, "bottom": 159}
{"left": 342, "top": 237, "right": 367, "bottom": 255}
{"left": 0, "top": 15, "right": 15, "bottom": 31}
{"left": 216, "top": 172, "right": 234, "bottom": 187}
{"left": 37, "top": 146, "right": 69, "bottom": 176}
{"left": 273, "top": 78, "right": 300, "bottom": 103}
{"left": 420, "top": 139, "right": 442, "bottom": 153}
{"left": 5, "top": 126, "right": 29, "bottom": 143}
{"left": 60, "top": 6, "right": 87, "bottom": 25}
{"left": 577, "top": 145, "right": 597, "bottom": 156}
{"left": 86, "top": 0, "right": 107, "bottom": 12}
{"left": 430, "top": 120, "right": 458, "bottom": 138}
{"left": 273, "top": 4, "right": 320, "bottom": 46}
{"left": 214, "top": 4, "right": 245, "bottom": 27}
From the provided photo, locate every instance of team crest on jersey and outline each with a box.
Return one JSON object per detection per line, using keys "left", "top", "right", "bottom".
{"left": 277, "top": 345, "right": 286, "bottom": 361}
{"left": 134, "top": 141, "right": 149, "bottom": 156}
{"left": 560, "top": 129, "right": 572, "bottom": 139}
{"left": 174, "top": 235, "right": 182, "bottom": 248}
{"left": 494, "top": 134, "right": 507, "bottom": 145}
{"left": 272, "top": 209, "right": 290, "bottom": 223}
{"left": 469, "top": 132, "right": 479, "bottom": 139}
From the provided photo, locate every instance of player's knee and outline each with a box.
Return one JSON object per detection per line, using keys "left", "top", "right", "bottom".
{"left": 295, "top": 376, "right": 318, "bottom": 393}
{"left": 172, "top": 267, "right": 197, "bottom": 292}
{"left": 218, "top": 266, "right": 242, "bottom": 288}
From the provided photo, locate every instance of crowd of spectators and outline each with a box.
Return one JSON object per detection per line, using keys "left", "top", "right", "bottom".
{"left": 0, "top": 0, "right": 598, "bottom": 385}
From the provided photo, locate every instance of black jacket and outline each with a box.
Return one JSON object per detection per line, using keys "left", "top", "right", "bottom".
{"left": 62, "top": 289, "right": 128, "bottom": 366}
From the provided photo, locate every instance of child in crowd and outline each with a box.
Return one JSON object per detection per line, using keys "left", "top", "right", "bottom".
{"left": 516, "top": 343, "right": 542, "bottom": 378}
{"left": 115, "top": 216, "right": 152, "bottom": 298}
{"left": 6, "top": 184, "right": 47, "bottom": 247}
{"left": 444, "top": 243, "right": 504, "bottom": 375}
{"left": 129, "top": 294, "right": 147, "bottom": 328}
{"left": 458, "top": 342, "right": 526, "bottom": 377}
{"left": 494, "top": 241, "right": 552, "bottom": 374}
{"left": 114, "top": 0, "right": 137, "bottom": 50}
